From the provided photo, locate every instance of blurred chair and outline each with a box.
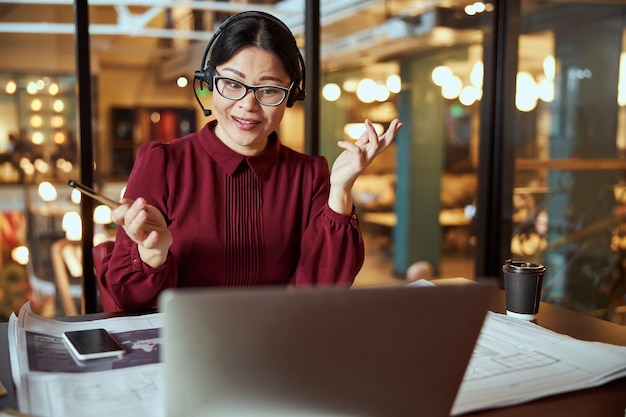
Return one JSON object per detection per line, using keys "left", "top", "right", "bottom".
{"left": 50, "top": 238, "right": 83, "bottom": 316}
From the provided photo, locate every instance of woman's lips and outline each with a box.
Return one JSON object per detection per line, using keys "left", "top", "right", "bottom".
{"left": 233, "top": 116, "right": 260, "bottom": 130}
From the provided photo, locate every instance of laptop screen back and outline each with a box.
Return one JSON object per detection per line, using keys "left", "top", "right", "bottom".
{"left": 159, "top": 283, "right": 493, "bottom": 417}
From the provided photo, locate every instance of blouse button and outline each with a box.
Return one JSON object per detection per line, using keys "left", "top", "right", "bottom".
{"left": 132, "top": 258, "right": 140, "bottom": 265}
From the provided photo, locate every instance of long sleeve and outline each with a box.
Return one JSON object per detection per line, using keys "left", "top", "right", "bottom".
{"left": 102, "top": 122, "right": 364, "bottom": 311}
{"left": 104, "top": 141, "right": 179, "bottom": 310}
{"left": 292, "top": 161, "right": 364, "bottom": 287}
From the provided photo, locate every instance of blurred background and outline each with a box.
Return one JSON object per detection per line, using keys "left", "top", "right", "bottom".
{"left": 0, "top": 0, "right": 625, "bottom": 324}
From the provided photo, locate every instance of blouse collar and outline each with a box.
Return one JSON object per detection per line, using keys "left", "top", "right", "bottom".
{"left": 198, "top": 120, "right": 280, "bottom": 178}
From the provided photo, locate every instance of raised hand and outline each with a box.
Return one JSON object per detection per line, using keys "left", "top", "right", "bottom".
{"left": 328, "top": 118, "right": 403, "bottom": 215}
{"left": 111, "top": 197, "right": 173, "bottom": 268}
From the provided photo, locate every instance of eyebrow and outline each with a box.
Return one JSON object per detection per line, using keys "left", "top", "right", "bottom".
{"left": 219, "top": 67, "right": 286, "bottom": 84}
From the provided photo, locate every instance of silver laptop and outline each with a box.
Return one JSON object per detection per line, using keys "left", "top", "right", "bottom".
{"left": 159, "top": 283, "right": 494, "bottom": 417}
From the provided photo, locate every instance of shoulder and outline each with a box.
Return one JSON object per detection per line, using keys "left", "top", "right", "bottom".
{"left": 136, "top": 130, "right": 202, "bottom": 159}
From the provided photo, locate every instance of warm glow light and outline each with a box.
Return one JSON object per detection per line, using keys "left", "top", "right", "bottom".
{"left": 151, "top": 112, "right": 161, "bottom": 123}
{"left": 459, "top": 85, "right": 480, "bottom": 106}
{"left": 374, "top": 83, "right": 390, "bottom": 102}
{"left": 11, "top": 246, "right": 30, "bottom": 266}
{"left": 470, "top": 61, "right": 484, "bottom": 88}
{"left": 473, "top": 2, "right": 486, "bottom": 13}
{"left": 94, "top": 205, "right": 113, "bottom": 225}
{"left": 31, "top": 131, "right": 44, "bottom": 145}
{"left": 57, "top": 159, "right": 73, "bottom": 173}
{"left": 54, "top": 131, "right": 66, "bottom": 144}
{"left": 5, "top": 80, "right": 17, "bottom": 94}
{"left": 38, "top": 181, "right": 57, "bottom": 202}
{"left": 432, "top": 66, "right": 453, "bottom": 86}
{"left": 619, "top": 52, "right": 626, "bottom": 107}
{"left": 343, "top": 122, "right": 385, "bottom": 140}
{"left": 441, "top": 75, "right": 463, "bottom": 99}
{"left": 537, "top": 77, "right": 554, "bottom": 102}
{"left": 30, "top": 115, "right": 42, "bottom": 128}
{"left": 62, "top": 211, "right": 82, "bottom": 241}
{"left": 34, "top": 158, "right": 50, "bottom": 174}
{"left": 342, "top": 79, "right": 359, "bottom": 93}
{"left": 26, "top": 81, "right": 38, "bottom": 95}
{"left": 31, "top": 99, "right": 42, "bottom": 112}
{"left": 53, "top": 99, "right": 64, "bottom": 112}
{"left": 177, "top": 76, "right": 188, "bottom": 88}
{"left": 71, "top": 189, "right": 82, "bottom": 204}
{"left": 543, "top": 55, "right": 556, "bottom": 80}
{"left": 322, "top": 83, "right": 341, "bottom": 101}
{"left": 386, "top": 74, "right": 401, "bottom": 93}
{"left": 20, "top": 158, "right": 34, "bottom": 176}
{"left": 48, "top": 82, "right": 59, "bottom": 95}
{"left": 356, "top": 78, "right": 377, "bottom": 103}
{"left": 464, "top": 2, "right": 486, "bottom": 15}
{"left": 516, "top": 72, "right": 538, "bottom": 112}
{"left": 51, "top": 116, "right": 64, "bottom": 128}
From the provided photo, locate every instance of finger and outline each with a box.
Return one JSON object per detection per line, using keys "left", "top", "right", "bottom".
{"left": 376, "top": 119, "right": 403, "bottom": 151}
{"left": 110, "top": 198, "right": 134, "bottom": 224}
{"left": 142, "top": 230, "right": 161, "bottom": 250}
{"left": 111, "top": 205, "right": 128, "bottom": 225}
{"left": 337, "top": 140, "right": 363, "bottom": 154}
{"left": 363, "top": 122, "right": 382, "bottom": 158}
{"left": 124, "top": 207, "right": 149, "bottom": 241}
{"left": 353, "top": 119, "right": 377, "bottom": 147}
{"left": 125, "top": 197, "right": 147, "bottom": 222}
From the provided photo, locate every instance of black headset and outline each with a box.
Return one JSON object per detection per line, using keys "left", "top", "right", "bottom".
{"left": 193, "top": 11, "right": 307, "bottom": 117}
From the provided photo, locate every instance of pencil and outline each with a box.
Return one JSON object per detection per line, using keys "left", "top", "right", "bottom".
{"left": 67, "top": 180, "right": 121, "bottom": 209}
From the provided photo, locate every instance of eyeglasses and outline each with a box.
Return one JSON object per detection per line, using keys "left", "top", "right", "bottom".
{"left": 213, "top": 76, "right": 294, "bottom": 106}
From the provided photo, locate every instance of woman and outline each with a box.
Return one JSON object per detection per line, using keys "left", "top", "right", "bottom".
{"left": 104, "top": 11, "right": 403, "bottom": 311}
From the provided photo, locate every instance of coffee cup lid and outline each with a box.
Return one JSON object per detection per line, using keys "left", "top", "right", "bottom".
{"left": 502, "top": 259, "right": 546, "bottom": 274}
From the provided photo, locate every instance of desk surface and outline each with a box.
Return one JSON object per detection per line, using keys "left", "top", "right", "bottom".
{"left": 0, "top": 289, "right": 624, "bottom": 416}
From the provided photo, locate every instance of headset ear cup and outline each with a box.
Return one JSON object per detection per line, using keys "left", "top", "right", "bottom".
{"left": 286, "top": 85, "right": 306, "bottom": 107}
{"left": 286, "top": 87, "right": 298, "bottom": 107}
{"left": 296, "top": 87, "right": 306, "bottom": 101}
{"left": 206, "top": 67, "right": 215, "bottom": 91}
{"left": 193, "top": 67, "right": 214, "bottom": 91}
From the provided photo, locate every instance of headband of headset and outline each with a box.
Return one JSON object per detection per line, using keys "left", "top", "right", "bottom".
{"left": 193, "top": 11, "right": 306, "bottom": 116}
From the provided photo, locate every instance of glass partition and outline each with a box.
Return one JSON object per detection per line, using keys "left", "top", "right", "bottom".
{"left": 509, "top": 1, "right": 626, "bottom": 323}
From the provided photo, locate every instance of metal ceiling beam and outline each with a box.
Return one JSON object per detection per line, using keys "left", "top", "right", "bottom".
{"left": 0, "top": 0, "right": 278, "bottom": 11}
{"left": 0, "top": 22, "right": 215, "bottom": 40}
{"left": 0, "top": 0, "right": 393, "bottom": 39}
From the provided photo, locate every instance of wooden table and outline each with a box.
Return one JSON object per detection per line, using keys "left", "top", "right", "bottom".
{"left": 0, "top": 289, "right": 624, "bottom": 416}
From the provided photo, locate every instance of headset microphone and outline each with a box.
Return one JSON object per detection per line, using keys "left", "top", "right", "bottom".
{"left": 193, "top": 71, "right": 212, "bottom": 116}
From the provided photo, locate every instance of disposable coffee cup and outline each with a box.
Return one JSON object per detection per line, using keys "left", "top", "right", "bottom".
{"left": 502, "top": 259, "right": 546, "bottom": 320}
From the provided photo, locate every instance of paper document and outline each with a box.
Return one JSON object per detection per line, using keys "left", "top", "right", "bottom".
{"left": 452, "top": 311, "right": 626, "bottom": 415}
{"left": 8, "top": 302, "right": 164, "bottom": 417}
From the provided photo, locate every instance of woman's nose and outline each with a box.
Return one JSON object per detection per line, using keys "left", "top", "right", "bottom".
{"left": 238, "top": 89, "right": 259, "bottom": 110}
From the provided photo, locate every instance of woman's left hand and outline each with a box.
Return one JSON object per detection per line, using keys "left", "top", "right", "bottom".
{"left": 331, "top": 118, "right": 403, "bottom": 187}
{"left": 328, "top": 118, "right": 403, "bottom": 214}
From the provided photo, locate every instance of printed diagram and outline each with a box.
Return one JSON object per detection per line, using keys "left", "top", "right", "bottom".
{"left": 465, "top": 343, "right": 559, "bottom": 380}
{"left": 45, "top": 369, "right": 163, "bottom": 417}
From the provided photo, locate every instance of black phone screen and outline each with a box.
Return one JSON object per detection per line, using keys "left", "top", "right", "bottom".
{"left": 63, "top": 328, "right": 125, "bottom": 360}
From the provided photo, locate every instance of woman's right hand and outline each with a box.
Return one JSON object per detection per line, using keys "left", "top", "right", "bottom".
{"left": 111, "top": 197, "right": 173, "bottom": 268}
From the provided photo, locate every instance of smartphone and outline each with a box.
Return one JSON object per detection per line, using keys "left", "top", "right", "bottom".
{"left": 63, "top": 328, "right": 126, "bottom": 361}
{"left": 67, "top": 179, "right": 120, "bottom": 208}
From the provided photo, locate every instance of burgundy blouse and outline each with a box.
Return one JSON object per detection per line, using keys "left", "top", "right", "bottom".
{"left": 104, "top": 121, "right": 364, "bottom": 310}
